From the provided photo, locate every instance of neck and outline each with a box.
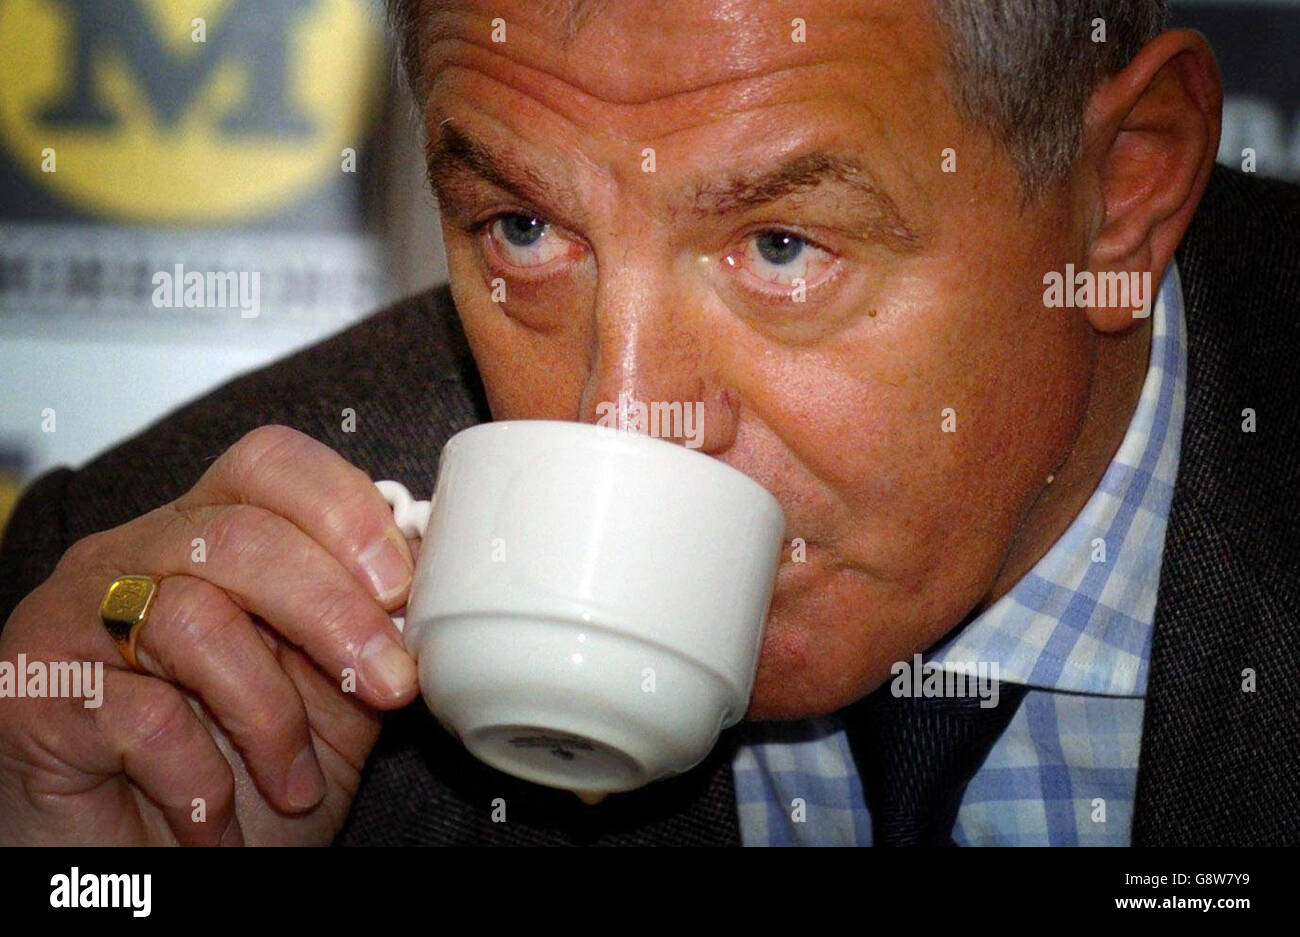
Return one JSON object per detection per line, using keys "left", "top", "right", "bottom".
{"left": 972, "top": 313, "right": 1153, "bottom": 616}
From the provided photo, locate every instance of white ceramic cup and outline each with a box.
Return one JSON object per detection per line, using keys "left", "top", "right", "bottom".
{"left": 374, "top": 419, "right": 784, "bottom": 795}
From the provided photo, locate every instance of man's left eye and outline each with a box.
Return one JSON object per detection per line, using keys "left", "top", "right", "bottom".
{"left": 485, "top": 213, "right": 571, "bottom": 268}
{"left": 726, "top": 230, "right": 835, "bottom": 290}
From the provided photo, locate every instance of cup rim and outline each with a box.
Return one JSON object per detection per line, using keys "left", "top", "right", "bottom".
{"left": 445, "top": 419, "right": 782, "bottom": 514}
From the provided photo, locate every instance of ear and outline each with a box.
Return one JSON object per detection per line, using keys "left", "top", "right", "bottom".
{"left": 1078, "top": 29, "right": 1223, "bottom": 332}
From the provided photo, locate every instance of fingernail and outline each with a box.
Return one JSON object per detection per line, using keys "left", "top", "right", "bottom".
{"left": 360, "top": 633, "right": 417, "bottom": 700}
{"left": 357, "top": 531, "right": 412, "bottom": 604}
{"left": 286, "top": 744, "right": 325, "bottom": 810}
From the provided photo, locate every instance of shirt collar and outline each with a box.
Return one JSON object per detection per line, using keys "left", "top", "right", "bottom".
{"left": 928, "top": 262, "right": 1188, "bottom": 696}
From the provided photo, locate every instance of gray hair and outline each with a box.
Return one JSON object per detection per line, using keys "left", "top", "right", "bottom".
{"left": 932, "top": 1, "right": 1167, "bottom": 194}
{"left": 386, "top": 0, "right": 1168, "bottom": 197}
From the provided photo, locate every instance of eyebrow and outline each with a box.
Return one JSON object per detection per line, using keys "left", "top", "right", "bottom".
{"left": 687, "top": 151, "right": 921, "bottom": 248}
{"left": 426, "top": 123, "right": 576, "bottom": 213}
{"left": 427, "top": 124, "right": 921, "bottom": 249}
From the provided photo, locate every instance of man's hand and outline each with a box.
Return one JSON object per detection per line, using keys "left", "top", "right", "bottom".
{"left": 0, "top": 425, "right": 418, "bottom": 845}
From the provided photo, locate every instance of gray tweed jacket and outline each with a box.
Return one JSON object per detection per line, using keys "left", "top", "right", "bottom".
{"left": 1, "top": 166, "right": 1297, "bottom": 845}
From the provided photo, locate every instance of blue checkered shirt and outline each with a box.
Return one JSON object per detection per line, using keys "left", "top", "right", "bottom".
{"left": 731, "top": 263, "right": 1188, "bottom": 845}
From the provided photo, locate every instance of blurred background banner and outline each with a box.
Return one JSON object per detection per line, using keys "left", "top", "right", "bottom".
{"left": 0, "top": 0, "right": 1297, "bottom": 530}
{"left": 1173, "top": 0, "right": 1300, "bottom": 181}
{"left": 0, "top": 0, "right": 448, "bottom": 523}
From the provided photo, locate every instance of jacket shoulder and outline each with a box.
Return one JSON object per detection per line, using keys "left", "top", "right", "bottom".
{"left": 1136, "top": 168, "right": 1300, "bottom": 844}
{"left": 1174, "top": 165, "right": 1300, "bottom": 575}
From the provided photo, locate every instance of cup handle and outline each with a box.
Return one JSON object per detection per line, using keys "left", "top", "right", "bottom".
{"left": 374, "top": 480, "right": 433, "bottom": 634}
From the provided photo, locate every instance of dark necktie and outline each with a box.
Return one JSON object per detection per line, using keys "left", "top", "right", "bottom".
{"left": 840, "top": 673, "right": 1029, "bottom": 845}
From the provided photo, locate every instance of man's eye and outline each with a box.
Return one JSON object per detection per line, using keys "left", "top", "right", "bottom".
{"left": 485, "top": 213, "right": 569, "bottom": 267}
{"left": 755, "top": 231, "right": 805, "bottom": 266}
{"left": 726, "top": 229, "right": 836, "bottom": 291}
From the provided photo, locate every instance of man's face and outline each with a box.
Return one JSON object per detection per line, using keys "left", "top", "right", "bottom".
{"left": 422, "top": 0, "right": 1096, "bottom": 719}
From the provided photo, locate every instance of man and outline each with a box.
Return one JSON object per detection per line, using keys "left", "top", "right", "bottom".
{"left": 0, "top": 0, "right": 1295, "bottom": 845}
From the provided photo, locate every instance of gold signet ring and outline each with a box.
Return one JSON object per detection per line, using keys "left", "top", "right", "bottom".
{"left": 99, "top": 575, "right": 159, "bottom": 671}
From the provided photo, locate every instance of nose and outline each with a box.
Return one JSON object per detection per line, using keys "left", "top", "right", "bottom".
{"left": 576, "top": 266, "right": 738, "bottom": 455}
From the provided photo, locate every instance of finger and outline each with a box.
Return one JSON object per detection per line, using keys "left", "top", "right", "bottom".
{"left": 277, "top": 641, "right": 383, "bottom": 776}
{"left": 80, "top": 669, "right": 239, "bottom": 846}
{"left": 131, "top": 575, "right": 327, "bottom": 814}
{"left": 104, "top": 501, "right": 417, "bottom": 708}
{"left": 179, "top": 425, "right": 415, "bottom": 609}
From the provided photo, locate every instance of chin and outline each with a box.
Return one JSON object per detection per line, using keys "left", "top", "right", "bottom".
{"left": 742, "top": 603, "right": 860, "bottom": 722}
{"left": 740, "top": 558, "right": 910, "bottom": 722}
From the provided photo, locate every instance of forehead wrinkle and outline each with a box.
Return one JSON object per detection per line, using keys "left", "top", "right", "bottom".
{"left": 427, "top": 27, "right": 843, "bottom": 113}
{"left": 425, "top": 51, "right": 924, "bottom": 249}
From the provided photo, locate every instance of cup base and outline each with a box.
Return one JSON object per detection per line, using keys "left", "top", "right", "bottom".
{"left": 464, "top": 722, "right": 645, "bottom": 792}
{"left": 412, "top": 613, "right": 743, "bottom": 793}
